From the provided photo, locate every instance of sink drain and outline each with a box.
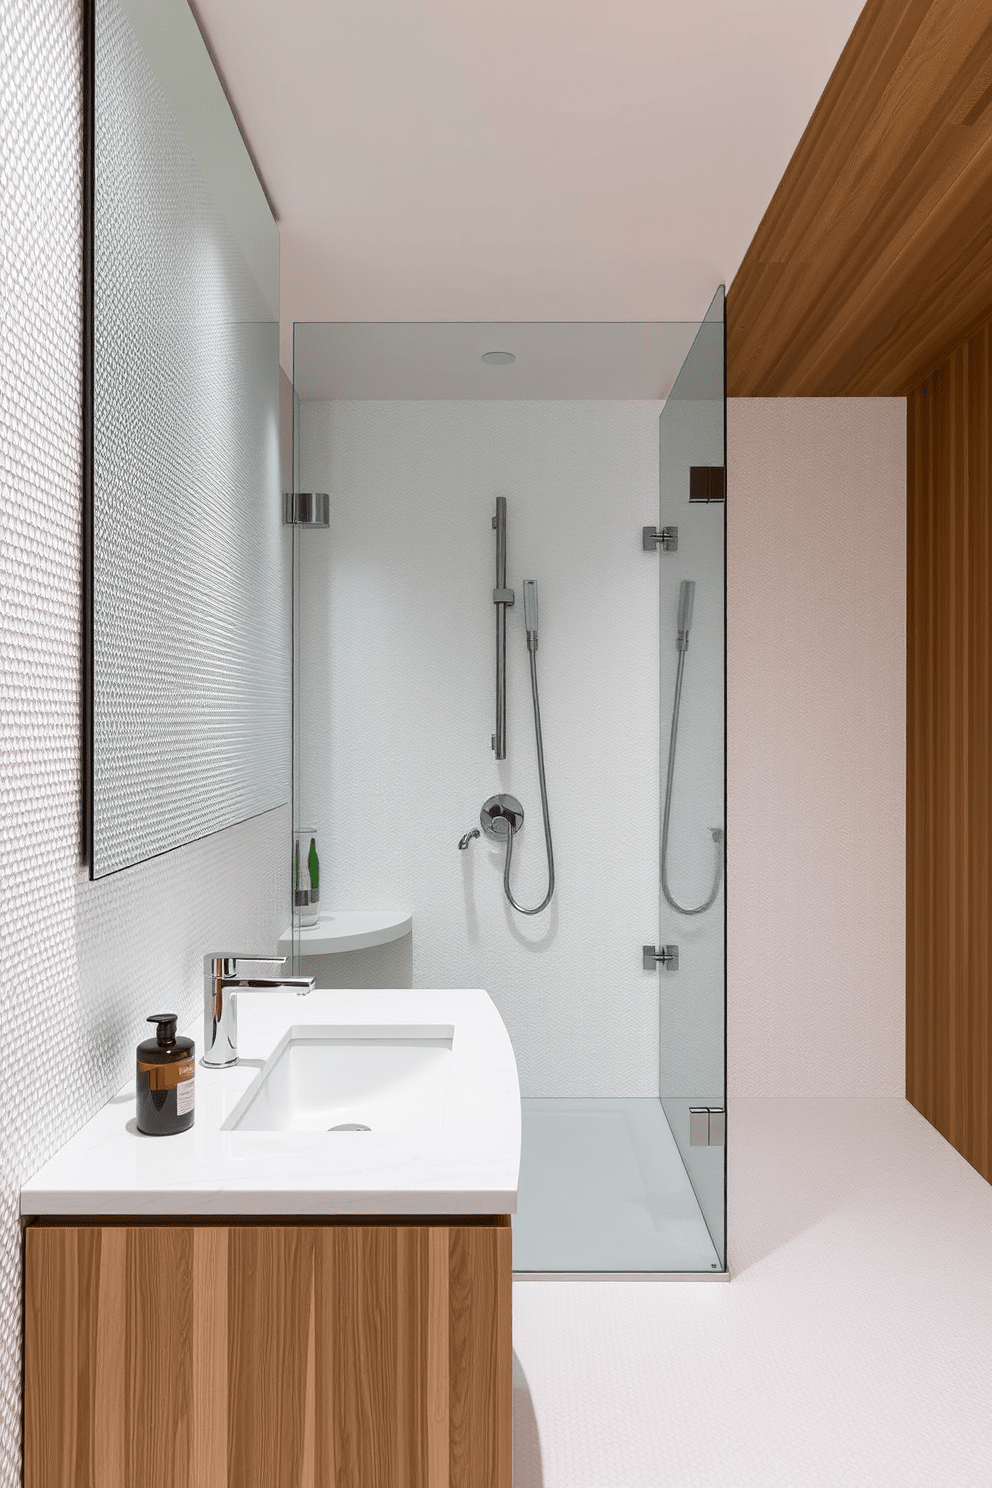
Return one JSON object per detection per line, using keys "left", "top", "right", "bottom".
{"left": 328, "top": 1122, "right": 371, "bottom": 1131}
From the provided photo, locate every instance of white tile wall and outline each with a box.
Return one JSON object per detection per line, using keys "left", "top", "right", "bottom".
{"left": 0, "top": 5, "right": 287, "bottom": 1481}
{"left": 298, "top": 398, "right": 669, "bottom": 1096}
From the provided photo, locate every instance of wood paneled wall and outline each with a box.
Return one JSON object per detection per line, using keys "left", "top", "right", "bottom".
{"left": 907, "top": 312, "right": 992, "bottom": 1183}
{"left": 23, "top": 1218, "right": 512, "bottom": 1488}
{"left": 727, "top": 0, "right": 992, "bottom": 397}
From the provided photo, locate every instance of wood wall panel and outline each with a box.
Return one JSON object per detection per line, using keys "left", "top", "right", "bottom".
{"left": 906, "top": 312, "right": 992, "bottom": 1182}
{"left": 23, "top": 1218, "right": 511, "bottom": 1488}
{"left": 727, "top": 0, "right": 992, "bottom": 397}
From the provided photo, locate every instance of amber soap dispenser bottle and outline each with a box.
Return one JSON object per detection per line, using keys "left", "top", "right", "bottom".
{"left": 136, "top": 1014, "right": 195, "bottom": 1135}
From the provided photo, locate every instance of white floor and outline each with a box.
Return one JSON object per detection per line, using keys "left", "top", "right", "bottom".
{"left": 512, "top": 1098, "right": 992, "bottom": 1487}
{"left": 514, "top": 1099, "right": 721, "bottom": 1273}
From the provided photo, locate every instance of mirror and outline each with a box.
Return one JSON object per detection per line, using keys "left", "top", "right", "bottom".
{"left": 85, "top": 0, "right": 290, "bottom": 879}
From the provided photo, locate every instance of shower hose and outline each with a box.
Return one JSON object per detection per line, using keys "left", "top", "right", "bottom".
{"left": 661, "top": 646, "right": 724, "bottom": 916}
{"left": 504, "top": 647, "right": 555, "bottom": 915}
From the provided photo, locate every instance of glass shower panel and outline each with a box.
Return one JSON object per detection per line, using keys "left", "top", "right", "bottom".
{"left": 285, "top": 375, "right": 302, "bottom": 976}
{"left": 289, "top": 376, "right": 324, "bottom": 977}
{"left": 290, "top": 312, "right": 727, "bottom": 1275}
{"left": 656, "top": 286, "right": 726, "bottom": 1272}
{"left": 291, "top": 516, "right": 302, "bottom": 977}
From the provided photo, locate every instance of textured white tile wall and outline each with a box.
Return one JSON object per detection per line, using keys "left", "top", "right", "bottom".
{"left": 727, "top": 399, "right": 906, "bottom": 1095}
{"left": 299, "top": 399, "right": 676, "bottom": 1097}
{"left": 0, "top": 4, "right": 287, "bottom": 1481}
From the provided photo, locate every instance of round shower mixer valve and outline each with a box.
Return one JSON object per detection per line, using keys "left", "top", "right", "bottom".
{"left": 457, "top": 795, "right": 526, "bottom": 849}
{"left": 480, "top": 795, "right": 524, "bottom": 840}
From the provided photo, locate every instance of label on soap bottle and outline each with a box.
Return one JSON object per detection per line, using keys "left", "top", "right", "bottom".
{"left": 138, "top": 1057, "right": 195, "bottom": 1090}
{"left": 176, "top": 1071, "right": 195, "bottom": 1116}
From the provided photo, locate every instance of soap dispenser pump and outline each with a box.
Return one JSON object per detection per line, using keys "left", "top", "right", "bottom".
{"left": 136, "top": 1013, "right": 195, "bottom": 1136}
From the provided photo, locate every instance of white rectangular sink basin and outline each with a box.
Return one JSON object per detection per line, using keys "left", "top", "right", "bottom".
{"left": 221, "top": 1024, "right": 454, "bottom": 1134}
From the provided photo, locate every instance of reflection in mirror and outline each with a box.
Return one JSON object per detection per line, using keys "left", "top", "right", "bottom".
{"left": 86, "top": 0, "right": 289, "bottom": 878}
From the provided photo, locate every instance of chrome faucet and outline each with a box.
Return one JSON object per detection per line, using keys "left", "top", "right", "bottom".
{"left": 202, "top": 954, "right": 315, "bottom": 1068}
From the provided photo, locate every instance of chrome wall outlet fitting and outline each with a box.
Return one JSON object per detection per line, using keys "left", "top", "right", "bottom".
{"left": 284, "top": 492, "right": 330, "bottom": 526}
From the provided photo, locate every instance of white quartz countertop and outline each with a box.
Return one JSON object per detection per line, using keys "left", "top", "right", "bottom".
{"left": 21, "top": 989, "right": 520, "bottom": 1218}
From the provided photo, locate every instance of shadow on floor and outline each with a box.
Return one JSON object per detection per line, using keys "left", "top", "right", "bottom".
{"left": 513, "top": 1350, "right": 544, "bottom": 1488}
{"left": 727, "top": 1098, "right": 932, "bottom": 1276}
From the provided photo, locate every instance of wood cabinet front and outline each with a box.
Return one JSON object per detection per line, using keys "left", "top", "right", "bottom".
{"left": 24, "top": 1217, "right": 511, "bottom": 1488}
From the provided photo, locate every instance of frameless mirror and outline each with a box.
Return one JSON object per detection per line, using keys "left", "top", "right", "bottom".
{"left": 85, "top": 0, "right": 290, "bottom": 878}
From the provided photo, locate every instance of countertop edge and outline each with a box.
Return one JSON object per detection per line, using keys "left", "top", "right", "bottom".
{"left": 21, "top": 1190, "right": 518, "bottom": 1218}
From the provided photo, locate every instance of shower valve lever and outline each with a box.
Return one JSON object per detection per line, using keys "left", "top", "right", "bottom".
{"left": 643, "top": 944, "right": 679, "bottom": 972}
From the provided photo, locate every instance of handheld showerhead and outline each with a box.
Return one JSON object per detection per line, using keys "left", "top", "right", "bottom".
{"left": 677, "top": 579, "right": 695, "bottom": 648}
{"left": 523, "top": 580, "right": 539, "bottom": 651}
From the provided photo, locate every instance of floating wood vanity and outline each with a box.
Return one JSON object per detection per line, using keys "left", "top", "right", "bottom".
{"left": 24, "top": 1214, "right": 511, "bottom": 1488}
{"left": 21, "top": 991, "right": 520, "bottom": 1488}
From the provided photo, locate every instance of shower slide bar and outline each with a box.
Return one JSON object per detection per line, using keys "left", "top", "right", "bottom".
{"left": 461, "top": 499, "right": 555, "bottom": 914}
{"left": 492, "top": 496, "right": 514, "bottom": 758}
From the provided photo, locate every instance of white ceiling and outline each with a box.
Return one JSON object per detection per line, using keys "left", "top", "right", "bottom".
{"left": 193, "top": 0, "right": 866, "bottom": 364}
{"left": 292, "top": 320, "right": 702, "bottom": 400}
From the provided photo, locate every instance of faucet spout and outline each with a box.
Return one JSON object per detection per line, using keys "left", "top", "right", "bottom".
{"left": 201, "top": 954, "right": 316, "bottom": 1068}
{"left": 232, "top": 977, "right": 314, "bottom": 991}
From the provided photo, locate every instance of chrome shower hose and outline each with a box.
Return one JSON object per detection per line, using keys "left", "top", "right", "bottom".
{"left": 661, "top": 648, "right": 723, "bottom": 916}
{"left": 503, "top": 648, "right": 555, "bottom": 915}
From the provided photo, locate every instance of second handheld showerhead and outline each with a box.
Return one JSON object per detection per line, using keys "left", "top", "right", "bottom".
{"left": 523, "top": 580, "right": 539, "bottom": 651}
{"left": 677, "top": 579, "right": 696, "bottom": 650}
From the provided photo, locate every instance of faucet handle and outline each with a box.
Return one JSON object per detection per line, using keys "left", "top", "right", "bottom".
{"left": 203, "top": 953, "right": 286, "bottom": 974}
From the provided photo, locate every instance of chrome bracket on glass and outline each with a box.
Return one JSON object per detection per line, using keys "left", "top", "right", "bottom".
{"left": 283, "top": 492, "right": 330, "bottom": 527}
{"left": 690, "top": 1107, "right": 726, "bottom": 1146}
{"left": 643, "top": 943, "right": 679, "bottom": 972}
{"left": 642, "top": 525, "right": 678, "bottom": 552}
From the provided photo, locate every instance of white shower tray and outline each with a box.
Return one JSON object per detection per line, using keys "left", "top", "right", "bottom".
{"left": 277, "top": 909, "right": 412, "bottom": 956}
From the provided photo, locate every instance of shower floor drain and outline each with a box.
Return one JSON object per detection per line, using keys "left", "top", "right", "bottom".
{"left": 328, "top": 1122, "right": 371, "bottom": 1132}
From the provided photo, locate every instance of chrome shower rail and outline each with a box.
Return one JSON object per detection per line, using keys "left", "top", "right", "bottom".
{"left": 492, "top": 497, "right": 514, "bottom": 758}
